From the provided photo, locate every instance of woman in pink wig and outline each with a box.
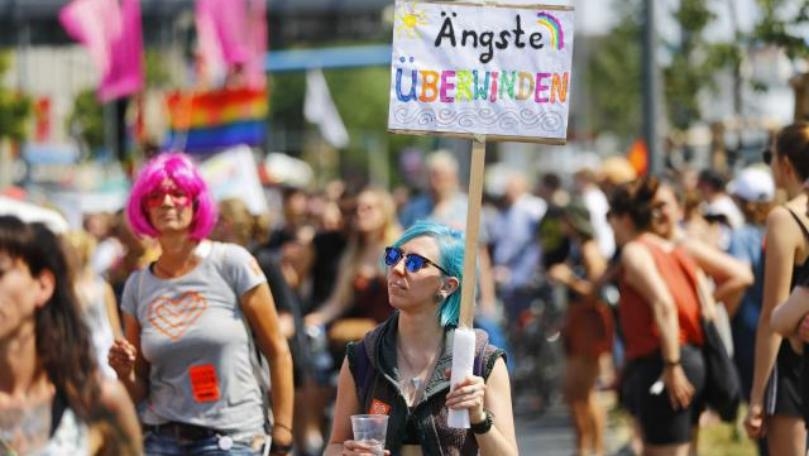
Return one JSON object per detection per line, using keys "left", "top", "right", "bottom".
{"left": 108, "top": 152, "right": 294, "bottom": 455}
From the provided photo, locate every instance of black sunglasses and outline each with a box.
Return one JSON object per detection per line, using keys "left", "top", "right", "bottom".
{"left": 763, "top": 148, "right": 773, "bottom": 165}
{"left": 384, "top": 246, "right": 450, "bottom": 275}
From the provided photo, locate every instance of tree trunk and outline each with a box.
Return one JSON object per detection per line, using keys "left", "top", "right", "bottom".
{"left": 0, "top": 139, "right": 13, "bottom": 190}
{"left": 793, "top": 72, "right": 809, "bottom": 122}
{"left": 710, "top": 121, "right": 728, "bottom": 174}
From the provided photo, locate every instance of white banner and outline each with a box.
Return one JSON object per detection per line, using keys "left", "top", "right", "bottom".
{"left": 387, "top": 1, "right": 574, "bottom": 142}
{"left": 199, "top": 145, "right": 268, "bottom": 215}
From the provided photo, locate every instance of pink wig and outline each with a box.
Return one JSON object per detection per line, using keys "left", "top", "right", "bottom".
{"left": 126, "top": 152, "right": 217, "bottom": 241}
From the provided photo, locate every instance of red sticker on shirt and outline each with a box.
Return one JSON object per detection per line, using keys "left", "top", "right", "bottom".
{"left": 369, "top": 399, "right": 391, "bottom": 415}
{"left": 189, "top": 364, "right": 221, "bottom": 403}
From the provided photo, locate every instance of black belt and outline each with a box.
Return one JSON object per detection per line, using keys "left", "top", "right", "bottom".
{"left": 144, "top": 422, "right": 221, "bottom": 441}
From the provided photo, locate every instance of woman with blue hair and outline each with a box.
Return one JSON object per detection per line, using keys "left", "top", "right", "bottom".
{"left": 324, "top": 221, "right": 517, "bottom": 455}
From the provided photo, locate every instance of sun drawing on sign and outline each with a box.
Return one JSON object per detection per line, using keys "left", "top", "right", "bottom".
{"left": 396, "top": 4, "right": 428, "bottom": 38}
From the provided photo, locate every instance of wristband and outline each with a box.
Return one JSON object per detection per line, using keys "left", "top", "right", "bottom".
{"left": 273, "top": 422, "right": 293, "bottom": 433}
{"left": 470, "top": 410, "right": 494, "bottom": 434}
{"left": 269, "top": 441, "right": 293, "bottom": 455}
{"left": 664, "top": 359, "right": 681, "bottom": 368}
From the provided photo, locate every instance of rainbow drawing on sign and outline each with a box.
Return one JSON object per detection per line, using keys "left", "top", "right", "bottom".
{"left": 536, "top": 12, "right": 564, "bottom": 50}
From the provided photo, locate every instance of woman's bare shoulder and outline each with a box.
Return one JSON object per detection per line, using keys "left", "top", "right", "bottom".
{"left": 766, "top": 205, "right": 798, "bottom": 228}
{"left": 620, "top": 240, "right": 654, "bottom": 269}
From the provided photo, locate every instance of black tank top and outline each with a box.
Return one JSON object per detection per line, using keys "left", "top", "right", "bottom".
{"left": 786, "top": 208, "right": 809, "bottom": 425}
{"left": 787, "top": 208, "right": 809, "bottom": 288}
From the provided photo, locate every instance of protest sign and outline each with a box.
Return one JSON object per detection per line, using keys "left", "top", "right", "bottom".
{"left": 198, "top": 145, "right": 268, "bottom": 215}
{"left": 388, "top": 1, "right": 574, "bottom": 143}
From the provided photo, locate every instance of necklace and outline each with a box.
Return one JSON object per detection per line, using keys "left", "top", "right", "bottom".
{"left": 396, "top": 337, "right": 443, "bottom": 406}
{"left": 153, "top": 261, "right": 176, "bottom": 277}
{"left": 153, "top": 257, "right": 198, "bottom": 278}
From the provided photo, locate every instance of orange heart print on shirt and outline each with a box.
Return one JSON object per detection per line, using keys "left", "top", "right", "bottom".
{"left": 147, "top": 292, "right": 209, "bottom": 341}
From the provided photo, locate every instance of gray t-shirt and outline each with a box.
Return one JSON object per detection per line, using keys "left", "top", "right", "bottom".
{"left": 121, "top": 241, "right": 266, "bottom": 431}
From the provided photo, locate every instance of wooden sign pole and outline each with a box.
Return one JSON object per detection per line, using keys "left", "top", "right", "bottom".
{"left": 458, "top": 137, "right": 486, "bottom": 329}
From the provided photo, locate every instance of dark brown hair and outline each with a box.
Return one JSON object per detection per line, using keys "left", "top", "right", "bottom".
{"left": 608, "top": 176, "right": 660, "bottom": 232}
{"left": 775, "top": 122, "right": 809, "bottom": 181}
{"left": 737, "top": 200, "right": 773, "bottom": 226}
{"left": 0, "top": 216, "right": 100, "bottom": 420}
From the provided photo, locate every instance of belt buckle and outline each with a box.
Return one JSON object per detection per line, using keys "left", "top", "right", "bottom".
{"left": 171, "top": 422, "right": 209, "bottom": 442}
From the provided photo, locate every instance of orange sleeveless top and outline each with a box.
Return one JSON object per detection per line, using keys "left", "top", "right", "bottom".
{"left": 619, "top": 237, "right": 704, "bottom": 360}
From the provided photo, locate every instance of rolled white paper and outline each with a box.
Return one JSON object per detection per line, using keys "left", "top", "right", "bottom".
{"left": 448, "top": 327, "right": 476, "bottom": 429}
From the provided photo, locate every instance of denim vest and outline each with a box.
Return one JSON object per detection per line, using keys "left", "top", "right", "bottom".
{"left": 346, "top": 312, "right": 504, "bottom": 456}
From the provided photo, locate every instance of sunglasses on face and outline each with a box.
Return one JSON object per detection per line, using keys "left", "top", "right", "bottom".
{"left": 384, "top": 246, "right": 450, "bottom": 275}
{"left": 144, "top": 189, "right": 192, "bottom": 209}
{"left": 763, "top": 148, "right": 773, "bottom": 165}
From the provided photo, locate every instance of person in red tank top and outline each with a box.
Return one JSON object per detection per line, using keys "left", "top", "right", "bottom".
{"left": 608, "top": 177, "right": 706, "bottom": 454}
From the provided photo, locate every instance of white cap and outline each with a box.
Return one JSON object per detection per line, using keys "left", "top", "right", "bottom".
{"left": 703, "top": 196, "right": 745, "bottom": 228}
{"left": 727, "top": 167, "right": 775, "bottom": 202}
{"left": 0, "top": 196, "right": 69, "bottom": 234}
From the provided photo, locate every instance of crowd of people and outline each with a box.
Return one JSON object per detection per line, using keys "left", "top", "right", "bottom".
{"left": 3, "top": 122, "right": 809, "bottom": 455}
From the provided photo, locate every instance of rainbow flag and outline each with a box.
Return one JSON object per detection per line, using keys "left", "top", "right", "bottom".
{"left": 165, "top": 87, "right": 268, "bottom": 153}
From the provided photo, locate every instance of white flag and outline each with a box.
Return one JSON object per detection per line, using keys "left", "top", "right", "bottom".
{"left": 304, "top": 69, "right": 349, "bottom": 149}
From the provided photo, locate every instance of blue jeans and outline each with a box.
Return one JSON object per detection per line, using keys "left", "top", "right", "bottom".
{"left": 144, "top": 430, "right": 266, "bottom": 455}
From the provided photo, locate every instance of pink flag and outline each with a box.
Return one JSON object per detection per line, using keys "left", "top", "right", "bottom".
{"left": 195, "top": 0, "right": 227, "bottom": 87}
{"left": 59, "top": 0, "right": 144, "bottom": 101}
{"left": 59, "top": 0, "right": 120, "bottom": 79}
{"left": 100, "top": 0, "right": 144, "bottom": 101}
{"left": 196, "top": 0, "right": 267, "bottom": 89}
{"left": 242, "top": 0, "right": 268, "bottom": 89}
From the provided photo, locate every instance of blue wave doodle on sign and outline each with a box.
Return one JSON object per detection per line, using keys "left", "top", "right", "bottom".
{"left": 393, "top": 107, "right": 563, "bottom": 132}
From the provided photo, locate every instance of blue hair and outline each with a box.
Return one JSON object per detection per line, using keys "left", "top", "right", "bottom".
{"left": 392, "top": 220, "right": 466, "bottom": 327}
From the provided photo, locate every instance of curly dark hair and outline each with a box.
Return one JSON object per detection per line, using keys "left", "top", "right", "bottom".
{"left": 607, "top": 176, "right": 660, "bottom": 232}
{"left": 0, "top": 216, "right": 100, "bottom": 420}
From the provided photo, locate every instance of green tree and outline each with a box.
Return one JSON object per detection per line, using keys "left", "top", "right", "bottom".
{"left": 752, "top": 0, "right": 809, "bottom": 120}
{"left": 269, "top": 65, "right": 432, "bottom": 186}
{"left": 584, "top": 1, "right": 643, "bottom": 141}
{"left": 269, "top": 71, "right": 306, "bottom": 134}
{"left": 663, "top": 0, "right": 743, "bottom": 130}
{"left": 145, "top": 49, "right": 174, "bottom": 88}
{"left": 753, "top": 0, "right": 809, "bottom": 60}
{"left": 66, "top": 89, "right": 104, "bottom": 154}
{"left": 0, "top": 53, "right": 32, "bottom": 143}
{"left": 585, "top": 0, "right": 746, "bottom": 138}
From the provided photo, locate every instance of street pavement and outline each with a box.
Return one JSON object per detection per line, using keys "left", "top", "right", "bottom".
{"left": 516, "top": 402, "right": 575, "bottom": 455}
{"left": 516, "top": 393, "right": 631, "bottom": 456}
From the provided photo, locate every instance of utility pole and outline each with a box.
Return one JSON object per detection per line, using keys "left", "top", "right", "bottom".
{"left": 642, "top": 0, "right": 663, "bottom": 175}
{"left": 1, "top": 9, "right": 31, "bottom": 190}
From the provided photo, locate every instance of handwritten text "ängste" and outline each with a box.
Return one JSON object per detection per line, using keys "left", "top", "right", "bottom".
{"left": 434, "top": 13, "right": 550, "bottom": 64}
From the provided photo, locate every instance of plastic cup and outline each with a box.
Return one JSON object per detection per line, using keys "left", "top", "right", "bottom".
{"left": 350, "top": 414, "right": 388, "bottom": 455}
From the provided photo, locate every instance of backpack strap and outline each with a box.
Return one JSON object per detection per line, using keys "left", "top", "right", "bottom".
{"left": 211, "top": 242, "right": 272, "bottom": 430}
{"left": 135, "top": 267, "right": 146, "bottom": 315}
